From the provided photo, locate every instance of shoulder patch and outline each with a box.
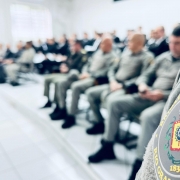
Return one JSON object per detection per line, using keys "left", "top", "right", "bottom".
{"left": 153, "top": 95, "right": 180, "bottom": 180}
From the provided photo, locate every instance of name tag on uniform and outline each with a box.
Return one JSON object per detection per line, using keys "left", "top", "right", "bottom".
{"left": 153, "top": 95, "right": 180, "bottom": 180}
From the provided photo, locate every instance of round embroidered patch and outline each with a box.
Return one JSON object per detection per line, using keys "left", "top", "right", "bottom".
{"left": 153, "top": 95, "right": 180, "bottom": 180}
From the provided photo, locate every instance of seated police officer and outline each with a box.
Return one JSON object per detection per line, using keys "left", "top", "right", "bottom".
{"left": 41, "top": 40, "right": 87, "bottom": 108}
{"left": 88, "top": 26, "right": 180, "bottom": 166}
{"left": 134, "top": 26, "right": 180, "bottom": 180}
{"left": 5, "top": 41, "right": 35, "bottom": 86}
{"left": 85, "top": 33, "right": 154, "bottom": 135}
{"left": 50, "top": 35, "right": 118, "bottom": 129}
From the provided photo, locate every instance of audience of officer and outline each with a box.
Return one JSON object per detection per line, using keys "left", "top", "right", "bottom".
{"left": 2, "top": 25, "right": 180, "bottom": 180}
{"left": 87, "top": 26, "right": 180, "bottom": 174}
{"left": 49, "top": 35, "right": 118, "bottom": 129}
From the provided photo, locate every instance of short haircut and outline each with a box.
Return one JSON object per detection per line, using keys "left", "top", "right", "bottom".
{"left": 26, "top": 41, "right": 32, "bottom": 46}
{"left": 172, "top": 26, "right": 180, "bottom": 37}
{"left": 75, "top": 40, "right": 82, "bottom": 47}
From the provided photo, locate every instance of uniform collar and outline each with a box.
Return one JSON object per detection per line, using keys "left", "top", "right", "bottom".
{"left": 130, "top": 50, "right": 144, "bottom": 56}
{"left": 168, "top": 52, "right": 180, "bottom": 62}
{"left": 171, "top": 56, "right": 180, "bottom": 62}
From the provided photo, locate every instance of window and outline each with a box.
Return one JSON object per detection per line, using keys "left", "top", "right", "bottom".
{"left": 10, "top": 3, "right": 53, "bottom": 42}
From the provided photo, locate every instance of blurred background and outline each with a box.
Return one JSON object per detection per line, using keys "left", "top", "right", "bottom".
{"left": 0, "top": 0, "right": 180, "bottom": 180}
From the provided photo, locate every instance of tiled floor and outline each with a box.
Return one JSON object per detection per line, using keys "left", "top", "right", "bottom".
{"left": 0, "top": 92, "right": 92, "bottom": 180}
{"left": 0, "top": 83, "right": 141, "bottom": 180}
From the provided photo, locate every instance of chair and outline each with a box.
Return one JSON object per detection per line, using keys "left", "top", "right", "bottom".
{"left": 115, "top": 114, "right": 140, "bottom": 149}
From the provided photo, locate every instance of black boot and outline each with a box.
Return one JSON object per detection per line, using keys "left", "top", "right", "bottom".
{"left": 50, "top": 108, "right": 67, "bottom": 120}
{"left": 86, "top": 122, "right": 104, "bottom": 135}
{"left": 41, "top": 100, "right": 52, "bottom": 108}
{"left": 62, "top": 115, "right": 76, "bottom": 129}
{"left": 128, "top": 159, "right": 143, "bottom": 180}
{"left": 49, "top": 105, "right": 60, "bottom": 116}
{"left": 88, "top": 141, "right": 116, "bottom": 163}
{"left": 10, "top": 81, "right": 20, "bottom": 86}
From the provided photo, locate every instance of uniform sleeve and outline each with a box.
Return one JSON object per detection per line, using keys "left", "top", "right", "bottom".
{"left": 107, "top": 59, "right": 120, "bottom": 82}
{"left": 135, "top": 135, "right": 157, "bottom": 180}
{"left": 135, "top": 55, "right": 162, "bottom": 86}
{"left": 140, "top": 52, "right": 155, "bottom": 74}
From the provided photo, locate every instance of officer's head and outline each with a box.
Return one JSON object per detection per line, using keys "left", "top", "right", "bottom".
{"left": 128, "top": 33, "right": 145, "bottom": 53}
{"left": 59, "top": 36, "right": 66, "bottom": 44}
{"left": 155, "top": 26, "right": 165, "bottom": 39}
{"left": 25, "top": 41, "right": 33, "bottom": 49}
{"left": 150, "top": 29, "right": 158, "bottom": 40}
{"left": 70, "top": 40, "right": 82, "bottom": 53}
{"left": 16, "top": 41, "right": 23, "bottom": 50}
{"left": 83, "top": 32, "right": 88, "bottom": 39}
{"left": 169, "top": 26, "right": 180, "bottom": 58}
{"left": 100, "top": 34, "right": 113, "bottom": 53}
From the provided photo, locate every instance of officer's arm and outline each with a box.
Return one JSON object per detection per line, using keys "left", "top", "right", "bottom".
{"left": 135, "top": 58, "right": 160, "bottom": 86}
{"left": 107, "top": 58, "right": 120, "bottom": 82}
{"left": 141, "top": 53, "right": 155, "bottom": 74}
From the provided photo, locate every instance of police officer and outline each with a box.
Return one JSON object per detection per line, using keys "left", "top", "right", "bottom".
{"left": 135, "top": 26, "right": 180, "bottom": 180}
{"left": 5, "top": 41, "right": 35, "bottom": 86}
{"left": 41, "top": 40, "right": 87, "bottom": 108}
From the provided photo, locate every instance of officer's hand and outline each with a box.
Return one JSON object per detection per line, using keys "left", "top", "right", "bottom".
{"left": 79, "top": 73, "right": 90, "bottom": 80}
{"left": 3, "top": 59, "right": 13, "bottom": 65}
{"left": 138, "top": 83, "right": 149, "bottom": 94}
{"left": 110, "top": 81, "right": 122, "bottom": 92}
{"left": 61, "top": 55, "right": 67, "bottom": 61}
{"left": 145, "top": 90, "right": 164, "bottom": 101}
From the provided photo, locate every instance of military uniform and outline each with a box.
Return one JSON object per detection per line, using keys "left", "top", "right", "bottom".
{"left": 105, "top": 52, "right": 180, "bottom": 147}
{"left": 85, "top": 49, "right": 154, "bottom": 123}
{"left": 87, "top": 51, "right": 180, "bottom": 166}
{"left": 136, "top": 69, "right": 180, "bottom": 180}
{"left": 5, "top": 47, "right": 35, "bottom": 83}
{"left": 43, "top": 50, "right": 87, "bottom": 102}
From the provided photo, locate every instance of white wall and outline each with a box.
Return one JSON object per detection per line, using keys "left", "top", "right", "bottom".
{"left": 71, "top": 0, "right": 180, "bottom": 39}
{"left": 0, "top": 0, "right": 73, "bottom": 44}
{"left": 1, "top": 0, "right": 180, "bottom": 44}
